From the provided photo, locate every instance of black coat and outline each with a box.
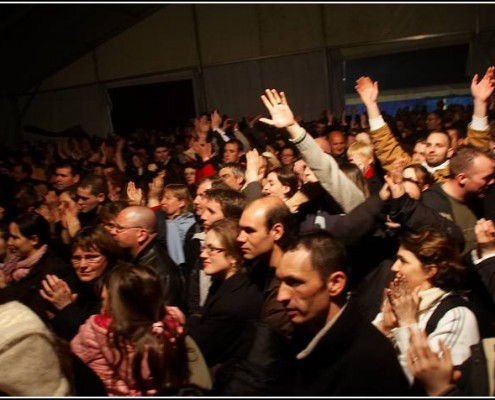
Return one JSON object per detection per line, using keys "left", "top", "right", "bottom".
{"left": 288, "top": 297, "right": 410, "bottom": 396}
{"left": 0, "top": 248, "right": 72, "bottom": 324}
{"left": 51, "top": 277, "right": 103, "bottom": 341}
{"left": 134, "top": 238, "right": 184, "bottom": 308}
{"left": 187, "top": 271, "right": 263, "bottom": 367}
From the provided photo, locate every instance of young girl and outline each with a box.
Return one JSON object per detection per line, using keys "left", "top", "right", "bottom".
{"left": 159, "top": 184, "right": 196, "bottom": 265}
{"left": 70, "top": 262, "right": 208, "bottom": 396}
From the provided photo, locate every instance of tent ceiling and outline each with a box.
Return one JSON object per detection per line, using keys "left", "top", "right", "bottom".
{"left": 0, "top": 4, "right": 164, "bottom": 96}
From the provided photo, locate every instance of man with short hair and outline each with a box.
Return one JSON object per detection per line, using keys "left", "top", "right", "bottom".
{"left": 425, "top": 111, "right": 443, "bottom": 132}
{"left": 222, "top": 139, "right": 244, "bottom": 164}
{"left": 218, "top": 162, "right": 245, "bottom": 191}
{"left": 213, "top": 196, "right": 296, "bottom": 396}
{"left": 237, "top": 196, "right": 296, "bottom": 337}
{"left": 327, "top": 129, "right": 347, "bottom": 166}
{"left": 412, "top": 138, "right": 427, "bottom": 163}
{"left": 422, "top": 145, "right": 495, "bottom": 253}
{"left": 51, "top": 160, "right": 81, "bottom": 193}
{"left": 355, "top": 67, "right": 495, "bottom": 183}
{"left": 110, "top": 206, "right": 183, "bottom": 307}
{"left": 276, "top": 230, "right": 410, "bottom": 396}
{"left": 76, "top": 174, "right": 108, "bottom": 228}
{"left": 200, "top": 188, "right": 246, "bottom": 231}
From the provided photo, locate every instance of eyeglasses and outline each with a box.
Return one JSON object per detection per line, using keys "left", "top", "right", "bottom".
{"left": 111, "top": 223, "right": 145, "bottom": 233}
{"left": 200, "top": 245, "right": 226, "bottom": 255}
{"left": 71, "top": 254, "right": 104, "bottom": 265}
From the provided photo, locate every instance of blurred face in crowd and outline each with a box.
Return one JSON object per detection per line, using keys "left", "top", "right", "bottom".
{"left": 223, "top": 143, "right": 242, "bottom": 164}
{"left": 160, "top": 190, "right": 184, "bottom": 219}
{"left": 277, "top": 248, "right": 330, "bottom": 328}
{"left": 219, "top": 167, "right": 243, "bottom": 191}
{"left": 425, "top": 132, "right": 452, "bottom": 167}
{"left": 293, "top": 159, "right": 318, "bottom": 185}
{"left": 52, "top": 167, "right": 79, "bottom": 192}
{"left": 237, "top": 205, "right": 274, "bottom": 260}
{"left": 461, "top": 154, "right": 495, "bottom": 198}
{"left": 200, "top": 199, "right": 224, "bottom": 232}
{"left": 426, "top": 112, "right": 442, "bottom": 131}
{"left": 262, "top": 172, "right": 290, "bottom": 200}
{"left": 193, "top": 180, "right": 212, "bottom": 217}
{"left": 12, "top": 165, "right": 29, "bottom": 182}
{"left": 184, "top": 167, "right": 197, "bottom": 186}
{"left": 391, "top": 246, "right": 431, "bottom": 291}
{"left": 328, "top": 131, "right": 346, "bottom": 157}
{"left": 77, "top": 187, "right": 104, "bottom": 214}
{"left": 280, "top": 148, "right": 296, "bottom": 166}
{"left": 154, "top": 146, "right": 169, "bottom": 163}
{"left": 412, "top": 141, "right": 426, "bottom": 163}
{"left": 71, "top": 246, "right": 108, "bottom": 283}
{"left": 58, "top": 191, "right": 79, "bottom": 217}
{"left": 200, "top": 230, "right": 237, "bottom": 279}
{"left": 7, "top": 222, "right": 36, "bottom": 259}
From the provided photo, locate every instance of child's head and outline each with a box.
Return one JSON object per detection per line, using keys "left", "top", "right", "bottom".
{"left": 160, "top": 184, "right": 193, "bottom": 219}
{"left": 103, "top": 262, "right": 165, "bottom": 324}
{"left": 103, "top": 262, "right": 190, "bottom": 392}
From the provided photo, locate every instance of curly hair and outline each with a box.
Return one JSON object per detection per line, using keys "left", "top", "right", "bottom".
{"left": 399, "top": 228, "right": 466, "bottom": 291}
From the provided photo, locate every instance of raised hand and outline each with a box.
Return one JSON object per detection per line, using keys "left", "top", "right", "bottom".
{"left": 259, "top": 89, "right": 297, "bottom": 129}
{"left": 211, "top": 110, "right": 222, "bottom": 131}
{"left": 40, "top": 274, "right": 76, "bottom": 311}
{"left": 247, "top": 113, "right": 263, "bottom": 129}
{"left": 471, "top": 66, "right": 495, "bottom": 103}
{"left": 407, "top": 328, "right": 459, "bottom": 396}
{"left": 355, "top": 76, "right": 379, "bottom": 105}
{"left": 192, "top": 140, "right": 212, "bottom": 160}
{"left": 126, "top": 181, "right": 143, "bottom": 206}
{"left": 245, "top": 148, "right": 263, "bottom": 183}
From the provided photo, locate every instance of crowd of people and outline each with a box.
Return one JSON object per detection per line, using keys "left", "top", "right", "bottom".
{"left": 1, "top": 66, "right": 495, "bottom": 396}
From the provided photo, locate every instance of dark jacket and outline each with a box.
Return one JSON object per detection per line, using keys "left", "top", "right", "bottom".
{"left": 187, "top": 271, "right": 263, "bottom": 367}
{"left": 287, "top": 297, "right": 410, "bottom": 396}
{"left": 0, "top": 248, "right": 72, "bottom": 324}
{"left": 134, "top": 238, "right": 184, "bottom": 308}
{"left": 422, "top": 182, "right": 485, "bottom": 223}
{"left": 51, "top": 278, "right": 103, "bottom": 341}
{"left": 443, "top": 338, "right": 495, "bottom": 396}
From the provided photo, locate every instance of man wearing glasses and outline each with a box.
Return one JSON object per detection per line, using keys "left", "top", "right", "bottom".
{"left": 110, "top": 206, "right": 184, "bottom": 308}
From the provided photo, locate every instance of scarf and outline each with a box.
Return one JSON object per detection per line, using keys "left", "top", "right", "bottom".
{"left": 0, "top": 244, "right": 48, "bottom": 282}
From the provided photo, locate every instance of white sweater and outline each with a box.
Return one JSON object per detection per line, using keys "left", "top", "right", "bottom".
{"left": 0, "top": 301, "right": 70, "bottom": 396}
{"left": 373, "top": 288, "right": 480, "bottom": 384}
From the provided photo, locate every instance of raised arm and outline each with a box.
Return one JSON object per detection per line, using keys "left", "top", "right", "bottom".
{"left": 355, "top": 77, "right": 412, "bottom": 172}
{"left": 466, "top": 66, "right": 495, "bottom": 149}
{"left": 260, "top": 89, "right": 365, "bottom": 212}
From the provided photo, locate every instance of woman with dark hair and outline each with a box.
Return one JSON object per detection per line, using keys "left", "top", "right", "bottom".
{"left": 262, "top": 166, "right": 298, "bottom": 202}
{"left": 40, "top": 225, "right": 124, "bottom": 340}
{"left": 187, "top": 218, "right": 263, "bottom": 369}
{"left": 0, "top": 212, "right": 70, "bottom": 323}
{"left": 373, "top": 228, "right": 479, "bottom": 385}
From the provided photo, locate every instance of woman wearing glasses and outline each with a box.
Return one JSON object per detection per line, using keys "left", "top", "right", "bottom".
{"left": 40, "top": 225, "right": 123, "bottom": 340}
{"left": 187, "top": 218, "right": 263, "bottom": 373}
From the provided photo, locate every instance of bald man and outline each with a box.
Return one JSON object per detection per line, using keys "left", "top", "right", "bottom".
{"left": 110, "top": 206, "right": 184, "bottom": 307}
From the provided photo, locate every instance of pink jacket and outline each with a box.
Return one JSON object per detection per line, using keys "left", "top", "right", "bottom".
{"left": 71, "top": 315, "right": 155, "bottom": 396}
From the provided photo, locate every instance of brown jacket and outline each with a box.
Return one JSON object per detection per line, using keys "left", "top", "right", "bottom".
{"left": 370, "top": 123, "right": 491, "bottom": 183}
